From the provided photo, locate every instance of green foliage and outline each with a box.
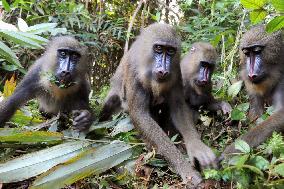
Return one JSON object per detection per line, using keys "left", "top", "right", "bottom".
{"left": 0, "top": 18, "right": 63, "bottom": 72}
{"left": 205, "top": 133, "right": 284, "bottom": 188}
{"left": 230, "top": 103, "right": 249, "bottom": 121}
{"left": 228, "top": 80, "right": 243, "bottom": 99}
{"left": 240, "top": 0, "right": 284, "bottom": 32}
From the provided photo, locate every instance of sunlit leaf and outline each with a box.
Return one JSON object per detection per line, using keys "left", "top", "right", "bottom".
{"left": 0, "top": 141, "right": 92, "bottom": 183}
{"left": 26, "top": 23, "right": 57, "bottom": 34}
{"left": 3, "top": 75, "right": 16, "bottom": 97}
{"left": 271, "top": 0, "right": 284, "bottom": 12}
{"left": 274, "top": 163, "right": 284, "bottom": 177}
{"left": 0, "top": 128, "right": 63, "bottom": 144}
{"left": 228, "top": 80, "right": 243, "bottom": 98}
{"left": 235, "top": 140, "right": 251, "bottom": 153}
{"left": 1, "top": 0, "right": 11, "bottom": 11}
{"left": 250, "top": 9, "right": 267, "bottom": 24}
{"left": 236, "top": 103, "right": 250, "bottom": 112}
{"left": 10, "top": 110, "right": 43, "bottom": 126}
{"left": 17, "top": 18, "right": 29, "bottom": 32}
{"left": 0, "top": 21, "right": 17, "bottom": 31}
{"left": 266, "top": 16, "right": 284, "bottom": 33}
{"left": 31, "top": 141, "right": 132, "bottom": 189}
{"left": 0, "top": 31, "right": 44, "bottom": 49}
{"left": 240, "top": 0, "right": 266, "bottom": 9}
{"left": 236, "top": 154, "right": 249, "bottom": 167}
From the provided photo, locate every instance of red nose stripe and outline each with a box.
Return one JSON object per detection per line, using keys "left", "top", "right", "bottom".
{"left": 249, "top": 53, "right": 255, "bottom": 78}
{"left": 203, "top": 67, "right": 209, "bottom": 81}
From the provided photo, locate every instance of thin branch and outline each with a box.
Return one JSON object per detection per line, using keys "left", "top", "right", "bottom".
{"left": 157, "top": 0, "right": 180, "bottom": 20}
{"left": 124, "top": 0, "right": 145, "bottom": 54}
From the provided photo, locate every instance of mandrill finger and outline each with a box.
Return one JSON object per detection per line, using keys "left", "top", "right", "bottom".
{"left": 73, "top": 120, "right": 92, "bottom": 131}
{"left": 72, "top": 110, "right": 81, "bottom": 117}
{"left": 73, "top": 110, "right": 91, "bottom": 122}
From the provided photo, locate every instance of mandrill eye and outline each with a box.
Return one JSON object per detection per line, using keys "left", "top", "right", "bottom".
{"left": 167, "top": 47, "right": 176, "bottom": 55}
{"left": 71, "top": 54, "right": 79, "bottom": 60}
{"left": 154, "top": 45, "right": 163, "bottom": 53}
{"left": 60, "top": 51, "right": 66, "bottom": 57}
{"left": 253, "top": 46, "right": 262, "bottom": 54}
{"left": 242, "top": 49, "right": 250, "bottom": 56}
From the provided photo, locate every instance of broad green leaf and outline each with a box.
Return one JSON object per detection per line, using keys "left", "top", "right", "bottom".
{"left": 235, "top": 140, "right": 251, "bottom": 153}
{"left": 203, "top": 169, "right": 221, "bottom": 180}
{"left": 228, "top": 80, "right": 243, "bottom": 98}
{"left": 0, "top": 128, "right": 63, "bottom": 144}
{"left": 0, "top": 141, "right": 92, "bottom": 183}
{"left": 236, "top": 154, "right": 249, "bottom": 167}
{"left": 271, "top": 0, "right": 284, "bottom": 12}
{"left": 17, "top": 18, "right": 29, "bottom": 32}
{"left": 249, "top": 156, "right": 269, "bottom": 170}
{"left": 266, "top": 16, "right": 284, "bottom": 33}
{"left": 250, "top": 9, "right": 267, "bottom": 24}
{"left": 26, "top": 23, "right": 57, "bottom": 34}
{"left": 0, "top": 64, "right": 18, "bottom": 71}
{"left": 231, "top": 109, "right": 246, "bottom": 121}
{"left": 242, "top": 165, "right": 264, "bottom": 176}
{"left": 240, "top": 0, "right": 266, "bottom": 9}
{"left": 236, "top": 103, "right": 250, "bottom": 112}
{"left": 0, "top": 31, "right": 44, "bottom": 49}
{"left": 0, "top": 41, "right": 22, "bottom": 68}
{"left": 1, "top": 0, "right": 11, "bottom": 11}
{"left": 10, "top": 110, "right": 43, "bottom": 126}
{"left": 274, "top": 163, "right": 284, "bottom": 176}
{"left": 31, "top": 141, "right": 132, "bottom": 189}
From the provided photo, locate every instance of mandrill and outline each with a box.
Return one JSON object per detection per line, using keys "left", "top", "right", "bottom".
{"left": 0, "top": 36, "right": 93, "bottom": 131}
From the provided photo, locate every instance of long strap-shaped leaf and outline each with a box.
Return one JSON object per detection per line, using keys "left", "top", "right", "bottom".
{"left": 0, "top": 141, "right": 92, "bottom": 183}
{"left": 31, "top": 141, "right": 132, "bottom": 189}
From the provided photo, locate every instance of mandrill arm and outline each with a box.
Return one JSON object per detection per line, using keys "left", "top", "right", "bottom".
{"left": 169, "top": 86, "right": 216, "bottom": 168}
{"left": 0, "top": 67, "right": 40, "bottom": 127}
{"left": 223, "top": 109, "right": 284, "bottom": 155}
{"left": 126, "top": 80, "right": 202, "bottom": 186}
{"left": 70, "top": 82, "right": 94, "bottom": 131}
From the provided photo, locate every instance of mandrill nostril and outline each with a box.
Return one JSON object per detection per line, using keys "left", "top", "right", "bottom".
{"left": 61, "top": 71, "right": 71, "bottom": 77}
{"left": 157, "top": 70, "right": 168, "bottom": 78}
{"left": 249, "top": 74, "right": 257, "bottom": 80}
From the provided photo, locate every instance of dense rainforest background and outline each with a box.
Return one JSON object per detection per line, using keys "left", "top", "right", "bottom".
{"left": 0, "top": 0, "right": 284, "bottom": 188}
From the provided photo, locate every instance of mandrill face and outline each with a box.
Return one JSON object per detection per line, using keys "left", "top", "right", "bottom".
{"left": 152, "top": 42, "right": 177, "bottom": 83}
{"left": 54, "top": 47, "right": 81, "bottom": 88}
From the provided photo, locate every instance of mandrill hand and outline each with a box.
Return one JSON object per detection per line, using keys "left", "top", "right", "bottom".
{"left": 72, "top": 110, "right": 93, "bottom": 131}
{"left": 186, "top": 139, "right": 217, "bottom": 169}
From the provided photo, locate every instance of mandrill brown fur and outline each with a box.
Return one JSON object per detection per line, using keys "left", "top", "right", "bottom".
{"left": 99, "top": 23, "right": 217, "bottom": 186}
{"left": 223, "top": 25, "right": 284, "bottom": 156}
{"left": 0, "top": 36, "right": 93, "bottom": 130}
{"left": 181, "top": 42, "right": 231, "bottom": 122}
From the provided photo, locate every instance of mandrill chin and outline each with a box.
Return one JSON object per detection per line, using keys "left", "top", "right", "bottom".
{"left": 0, "top": 36, "right": 93, "bottom": 131}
